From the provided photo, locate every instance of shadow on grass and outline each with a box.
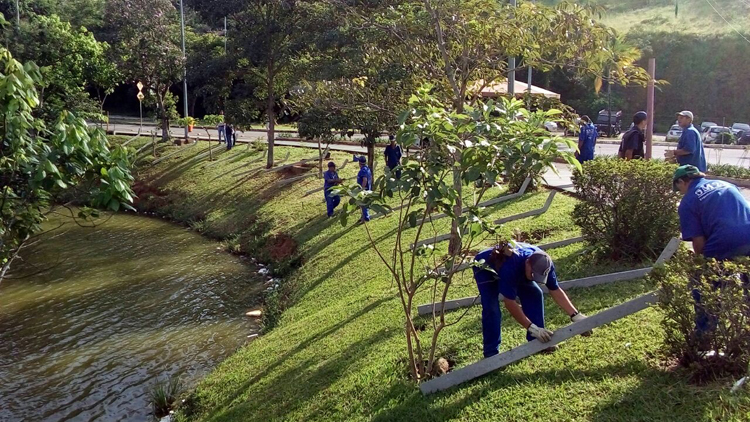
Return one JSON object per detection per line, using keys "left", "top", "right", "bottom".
{"left": 366, "top": 359, "right": 716, "bottom": 422}
{"left": 194, "top": 297, "right": 395, "bottom": 422}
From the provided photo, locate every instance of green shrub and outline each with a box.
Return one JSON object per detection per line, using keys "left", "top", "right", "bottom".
{"left": 150, "top": 375, "right": 182, "bottom": 418}
{"left": 572, "top": 157, "right": 680, "bottom": 261}
{"left": 652, "top": 248, "right": 750, "bottom": 381}
{"left": 708, "top": 163, "right": 750, "bottom": 180}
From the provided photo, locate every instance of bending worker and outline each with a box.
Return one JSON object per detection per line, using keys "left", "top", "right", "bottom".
{"left": 673, "top": 165, "right": 750, "bottom": 336}
{"left": 323, "top": 161, "right": 344, "bottom": 218}
{"left": 473, "top": 242, "right": 589, "bottom": 358}
{"left": 674, "top": 165, "right": 750, "bottom": 259}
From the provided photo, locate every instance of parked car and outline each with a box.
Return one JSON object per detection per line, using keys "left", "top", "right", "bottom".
{"left": 594, "top": 110, "right": 622, "bottom": 137}
{"left": 738, "top": 131, "right": 750, "bottom": 145}
{"left": 665, "top": 125, "right": 683, "bottom": 142}
{"left": 731, "top": 123, "right": 750, "bottom": 137}
{"left": 543, "top": 121, "right": 558, "bottom": 132}
{"left": 700, "top": 121, "right": 718, "bottom": 134}
{"left": 704, "top": 126, "right": 733, "bottom": 144}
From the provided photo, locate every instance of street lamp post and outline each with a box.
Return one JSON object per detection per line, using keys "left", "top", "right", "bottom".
{"left": 179, "top": 0, "right": 189, "bottom": 140}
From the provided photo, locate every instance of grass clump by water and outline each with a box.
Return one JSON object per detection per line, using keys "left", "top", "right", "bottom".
{"left": 118, "top": 137, "right": 750, "bottom": 422}
{"left": 151, "top": 376, "right": 183, "bottom": 418}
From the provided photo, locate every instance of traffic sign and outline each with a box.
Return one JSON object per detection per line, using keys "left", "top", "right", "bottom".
{"left": 137, "top": 81, "right": 144, "bottom": 91}
{"left": 137, "top": 92, "right": 145, "bottom": 101}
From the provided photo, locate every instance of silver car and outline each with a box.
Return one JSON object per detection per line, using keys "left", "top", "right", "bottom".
{"left": 665, "top": 125, "right": 682, "bottom": 142}
{"left": 704, "top": 126, "right": 732, "bottom": 144}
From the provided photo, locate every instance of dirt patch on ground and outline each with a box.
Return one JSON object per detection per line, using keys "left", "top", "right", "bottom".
{"left": 280, "top": 163, "right": 317, "bottom": 177}
{"left": 267, "top": 234, "right": 299, "bottom": 261}
{"left": 132, "top": 180, "right": 172, "bottom": 211}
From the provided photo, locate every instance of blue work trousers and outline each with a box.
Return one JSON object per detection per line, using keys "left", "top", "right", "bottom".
{"left": 325, "top": 192, "right": 341, "bottom": 217}
{"left": 217, "top": 125, "right": 225, "bottom": 142}
{"left": 692, "top": 272, "right": 749, "bottom": 338}
{"left": 361, "top": 206, "right": 370, "bottom": 222}
{"left": 477, "top": 279, "right": 546, "bottom": 357}
{"left": 387, "top": 164, "right": 401, "bottom": 180}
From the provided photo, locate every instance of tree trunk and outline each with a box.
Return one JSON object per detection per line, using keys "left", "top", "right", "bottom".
{"left": 367, "top": 138, "right": 375, "bottom": 170}
{"left": 157, "top": 91, "right": 170, "bottom": 143}
{"left": 266, "top": 61, "right": 276, "bottom": 169}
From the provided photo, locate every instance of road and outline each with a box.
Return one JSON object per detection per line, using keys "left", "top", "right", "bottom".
{"left": 105, "top": 122, "right": 750, "bottom": 169}
{"left": 104, "top": 122, "right": 750, "bottom": 201}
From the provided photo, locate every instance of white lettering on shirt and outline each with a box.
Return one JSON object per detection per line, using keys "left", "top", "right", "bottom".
{"left": 694, "top": 181, "right": 729, "bottom": 201}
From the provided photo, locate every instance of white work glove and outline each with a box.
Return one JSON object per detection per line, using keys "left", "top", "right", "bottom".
{"left": 571, "top": 312, "right": 593, "bottom": 337}
{"left": 528, "top": 323, "right": 553, "bottom": 343}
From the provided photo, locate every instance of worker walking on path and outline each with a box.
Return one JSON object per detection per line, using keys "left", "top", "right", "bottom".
{"left": 618, "top": 111, "right": 647, "bottom": 160}
{"left": 323, "top": 161, "right": 344, "bottom": 218}
{"left": 384, "top": 135, "right": 403, "bottom": 179}
{"left": 671, "top": 111, "right": 706, "bottom": 172}
{"left": 355, "top": 156, "right": 372, "bottom": 222}
{"left": 472, "top": 242, "right": 590, "bottom": 358}
{"left": 673, "top": 165, "right": 750, "bottom": 337}
{"left": 576, "top": 115, "right": 598, "bottom": 163}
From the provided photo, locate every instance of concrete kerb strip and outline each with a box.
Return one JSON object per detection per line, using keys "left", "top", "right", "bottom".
{"left": 415, "top": 237, "right": 680, "bottom": 316}
{"left": 424, "top": 177, "right": 533, "bottom": 222}
{"left": 418, "top": 292, "right": 658, "bottom": 395}
{"left": 411, "top": 190, "right": 557, "bottom": 249}
{"left": 232, "top": 152, "right": 292, "bottom": 178}
{"left": 151, "top": 140, "right": 198, "bottom": 165}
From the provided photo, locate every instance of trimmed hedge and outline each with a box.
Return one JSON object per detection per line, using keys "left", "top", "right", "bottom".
{"left": 572, "top": 157, "right": 680, "bottom": 262}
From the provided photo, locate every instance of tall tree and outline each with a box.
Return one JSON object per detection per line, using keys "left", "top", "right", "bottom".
{"left": 2, "top": 13, "right": 120, "bottom": 122}
{"left": 229, "top": 0, "right": 326, "bottom": 168}
{"left": 105, "top": 0, "right": 185, "bottom": 142}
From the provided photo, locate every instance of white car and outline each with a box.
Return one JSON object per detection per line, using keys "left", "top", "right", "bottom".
{"left": 704, "top": 126, "right": 732, "bottom": 144}
{"left": 731, "top": 123, "right": 750, "bottom": 137}
{"left": 665, "top": 125, "right": 682, "bottom": 142}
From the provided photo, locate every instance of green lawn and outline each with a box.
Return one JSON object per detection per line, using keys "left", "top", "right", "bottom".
{"left": 119, "top": 136, "right": 750, "bottom": 422}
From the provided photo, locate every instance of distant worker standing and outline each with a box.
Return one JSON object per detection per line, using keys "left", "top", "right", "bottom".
{"left": 217, "top": 111, "right": 226, "bottom": 143}
{"left": 355, "top": 156, "right": 373, "bottom": 222}
{"left": 225, "top": 124, "right": 235, "bottom": 150}
{"left": 472, "top": 242, "right": 590, "bottom": 358}
{"left": 384, "top": 135, "right": 403, "bottom": 179}
{"left": 323, "top": 161, "right": 344, "bottom": 218}
{"left": 618, "top": 111, "right": 647, "bottom": 160}
{"left": 576, "top": 115, "right": 598, "bottom": 163}
{"left": 671, "top": 111, "right": 707, "bottom": 172}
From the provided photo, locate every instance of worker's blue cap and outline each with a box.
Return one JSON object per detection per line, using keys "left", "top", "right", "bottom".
{"left": 354, "top": 156, "right": 366, "bottom": 164}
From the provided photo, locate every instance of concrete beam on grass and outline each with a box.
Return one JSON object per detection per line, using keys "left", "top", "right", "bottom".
{"left": 121, "top": 129, "right": 143, "bottom": 147}
{"left": 412, "top": 191, "right": 557, "bottom": 249}
{"left": 424, "top": 177, "right": 532, "bottom": 222}
{"left": 418, "top": 292, "right": 658, "bottom": 395}
{"left": 416, "top": 237, "right": 680, "bottom": 316}
{"left": 151, "top": 140, "right": 198, "bottom": 165}
{"left": 232, "top": 152, "right": 291, "bottom": 178}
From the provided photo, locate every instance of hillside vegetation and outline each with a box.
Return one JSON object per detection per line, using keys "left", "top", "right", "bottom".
{"left": 120, "top": 137, "right": 750, "bottom": 422}
{"left": 545, "top": 0, "right": 750, "bottom": 35}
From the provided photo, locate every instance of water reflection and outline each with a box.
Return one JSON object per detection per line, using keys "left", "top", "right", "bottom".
{"left": 0, "top": 213, "right": 261, "bottom": 421}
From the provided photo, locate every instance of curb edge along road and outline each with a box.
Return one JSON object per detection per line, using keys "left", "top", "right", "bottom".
{"left": 596, "top": 139, "right": 748, "bottom": 150}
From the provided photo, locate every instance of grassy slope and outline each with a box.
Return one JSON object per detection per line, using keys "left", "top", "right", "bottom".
{"left": 122, "top": 137, "right": 749, "bottom": 422}
{"left": 543, "top": 0, "right": 750, "bottom": 35}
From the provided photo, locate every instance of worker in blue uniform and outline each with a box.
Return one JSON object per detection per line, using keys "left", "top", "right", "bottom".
{"left": 576, "top": 115, "right": 597, "bottom": 163}
{"left": 323, "top": 161, "right": 344, "bottom": 217}
{"left": 473, "top": 242, "right": 589, "bottom": 357}
{"left": 384, "top": 135, "right": 403, "bottom": 179}
{"left": 355, "top": 156, "right": 373, "bottom": 222}
{"left": 673, "top": 165, "right": 750, "bottom": 336}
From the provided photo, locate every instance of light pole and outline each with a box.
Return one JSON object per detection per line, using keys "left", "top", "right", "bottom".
{"left": 16, "top": 0, "right": 20, "bottom": 27}
{"left": 507, "top": 0, "right": 517, "bottom": 97}
{"left": 179, "top": 0, "right": 189, "bottom": 140}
